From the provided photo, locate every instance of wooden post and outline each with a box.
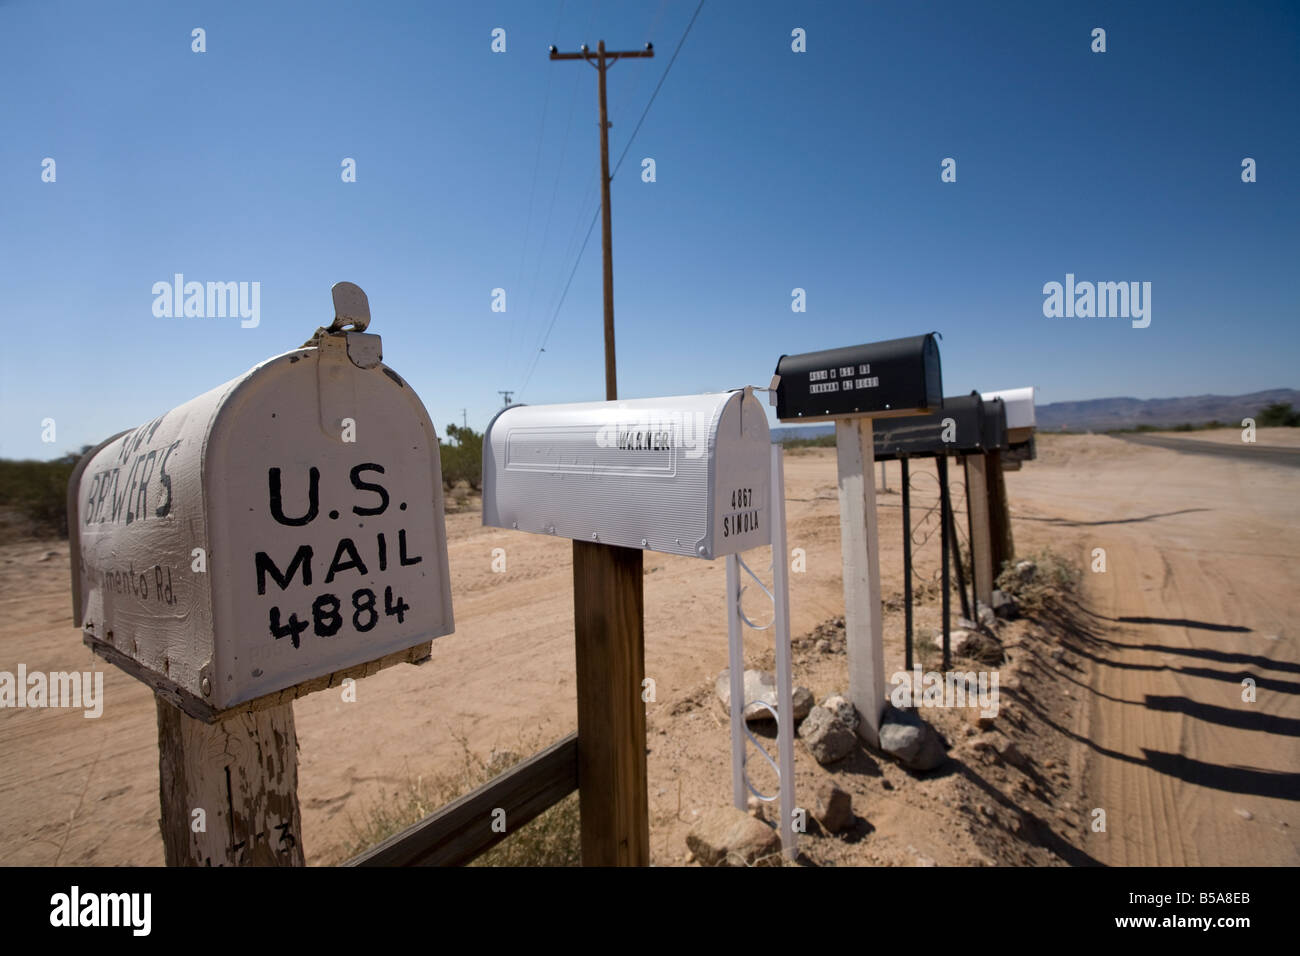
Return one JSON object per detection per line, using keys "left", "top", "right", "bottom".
{"left": 835, "top": 417, "right": 885, "bottom": 748}
{"left": 572, "top": 540, "right": 649, "bottom": 866}
{"left": 964, "top": 453, "right": 994, "bottom": 607}
{"left": 156, "top": 696, "right": 304, "bottom": 866}
{"left": 986, "top": 450, "right": 1015, "bottom": 577}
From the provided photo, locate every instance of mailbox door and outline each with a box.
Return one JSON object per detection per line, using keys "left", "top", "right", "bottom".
{"left": 982, "top": 398, "right": 1008, "bottom": 452}
{"left": 205, "top": 343, "right": 454, "bottom": 709}
{"left": 706, "top": 389, "right": 771, "bottom": 559}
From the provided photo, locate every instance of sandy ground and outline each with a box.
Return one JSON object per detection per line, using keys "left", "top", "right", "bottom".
{"left": 0, "top": 433, "right": 1296, "bottom": 866}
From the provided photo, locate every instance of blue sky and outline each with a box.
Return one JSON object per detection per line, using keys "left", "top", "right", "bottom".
{"left": 2, "top": 0, "right": 1297, "bottom": 460}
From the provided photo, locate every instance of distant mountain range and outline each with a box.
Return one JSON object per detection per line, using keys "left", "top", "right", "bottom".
{"left": 1035, "top": 389, "right": 1299, "bottom": 432}
{"left": 770, "top": 389, "right": 1299, "bottom": 441}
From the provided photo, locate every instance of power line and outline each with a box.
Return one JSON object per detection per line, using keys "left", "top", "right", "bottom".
{"left": 510, "top": 0, "right": 603, "bottom": 385}
{"left": 518, "top": 205, "right": 600, "bottom": 396}
{"left": 612, "top": 0, "right": 705, "bottom": 180}
{"left": 519, "top": 0, "right": 667, "bottom": 392}
{"left": 518, "top": 0, "right": 706, "bottom": 398}
{"left": 507, "top": 0, "right": 567, "bottom": 376}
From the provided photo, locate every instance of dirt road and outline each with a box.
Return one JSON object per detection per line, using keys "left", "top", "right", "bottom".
{"left": 1, "top": 431, "right": 1296, "bottom": 865}
{"left": 1009, "top": 431, "right": 1300, "bottom": 864}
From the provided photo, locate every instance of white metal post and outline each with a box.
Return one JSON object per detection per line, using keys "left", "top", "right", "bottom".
{"left": 770, "top": 444, "right": 797, "bottom": 859}
{"left": 723, "top": 448, "right": 798, "bottom": 860}
{"left": 725, "top": 554, "right": 747, "bottom": 811}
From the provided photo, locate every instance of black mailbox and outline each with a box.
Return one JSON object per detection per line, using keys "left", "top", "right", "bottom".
{"left": 982, "top": 397, "right": 1008, "bottom": 454}
{"left": 774, "top": 333, "right": 942, "bottom": 422}
{"left": 873, "top": 392, "right": 1008, "bottom": 461}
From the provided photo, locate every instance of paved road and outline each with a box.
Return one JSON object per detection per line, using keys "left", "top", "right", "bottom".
{"left": 1116, "top": 433, "right": 1300, "bottom": 468}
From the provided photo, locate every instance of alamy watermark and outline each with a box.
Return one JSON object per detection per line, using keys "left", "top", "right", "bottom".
{"left": 890, "top": 667, "right": 999, "bottom": 719}
{"left": 152, "top": 274, "right": 260, "bottom": 328}
{"left": 1043, "top": 273, "right": 1150, "bottom": 328}
{"left": 0, "top": 665, "right": 104, "bottom": 718}
{"left": 50, "top": 886, "right": 150, "bottom": 936}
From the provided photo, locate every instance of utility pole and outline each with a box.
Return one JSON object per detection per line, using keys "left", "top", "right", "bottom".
{"left": 549, "top": 38, "right": 655, "bottom": 869}
{"left": 549, "top": 40, "right": 653, "bottom": 402}
{"left": 461, "top": 408, "right": 468, "bottom": 429}
{"left": 498, "top": 391, "right": 513, "bottom": 407}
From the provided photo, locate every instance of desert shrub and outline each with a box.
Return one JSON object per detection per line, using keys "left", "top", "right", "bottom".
{"left": 995, "top": 549, "right": 1081, "bottom": 614}
{"left": 781, "top": 434, "right": 837, "bottom": 449}
{"left": 440, "top": 423, "right": 483, "bottom": 490}
{"left": 0, "top": 449, "right": 90, "bottom": 538}
{"left": 914, "top": 630, "right": 940, "bottom": 668}
{"left": 1257, "top": 402, "right": 1300, "bottom": 427}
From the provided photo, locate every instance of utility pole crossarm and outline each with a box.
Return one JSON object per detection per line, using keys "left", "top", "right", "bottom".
{"left": 548, "top": 45, "right": 654, "bottom": 62}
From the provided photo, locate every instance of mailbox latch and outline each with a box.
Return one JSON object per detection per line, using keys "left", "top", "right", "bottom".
{"left": 302, "top": 282, "right": 383, "bottom": 369}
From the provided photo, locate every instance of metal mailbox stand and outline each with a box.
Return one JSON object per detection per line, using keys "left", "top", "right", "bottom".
{"left": 483, "top": 388, "right": 778, "bottom": 865}
{"left": 725, "top": 445, "right": 797, "bottom": 860}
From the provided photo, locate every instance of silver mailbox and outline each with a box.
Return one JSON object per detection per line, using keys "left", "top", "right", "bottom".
{"left": 68, "top": 286, "right": 454, "bottom": 716}
{"left": 482, "top": 388, "right": 771, "bottom": 559}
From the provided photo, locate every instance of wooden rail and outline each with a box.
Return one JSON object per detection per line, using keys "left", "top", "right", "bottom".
{"left": 345, "top": 733, "right": 579, "bottom": 867}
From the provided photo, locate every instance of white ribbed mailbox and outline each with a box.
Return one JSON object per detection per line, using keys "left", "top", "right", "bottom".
{"left": 483, "top": 388, "right": 771, "bottom": 559}
{"left": 68, "top": 283, "right": 454, "bottom": 718}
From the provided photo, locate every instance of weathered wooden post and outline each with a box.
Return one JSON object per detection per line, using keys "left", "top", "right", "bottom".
{"left": 483, "top": 387, "right": 778, "bottom": 862}
{"left": 572, "top": 539, "right": 648, "bottom": 865}
{"left": 962, "top": 394, "right": 1018, "bottom": 606}
{"left": 773, "top": 335, "right": 943, "bottom": 746}
{"left": 985, "top": 449, "right": 1014, "bottom": 579}
{"left": 964, "top": 452, "right": 995, "bottom": 607}
{"left": 980, "top": 387, "right": 1039, "bottom": 575}
{"left": 156, "top": 699, "right": 303, "bottom": 866}
{"left": 68, "top": 283, "right": 455, "bottom": 865}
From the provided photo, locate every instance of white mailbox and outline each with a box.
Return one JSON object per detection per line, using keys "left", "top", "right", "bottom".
{"left": 482, "top": 388, "right": 771, "bottom": 559}
{"left": 980, "top": 387, "right": 1036, "bottom": 440}
{"left": 980, "top": 386, "right": 1037, "bottom": 465}
{"left": 68, "top": 283, "right": 454, "bottom": 717}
